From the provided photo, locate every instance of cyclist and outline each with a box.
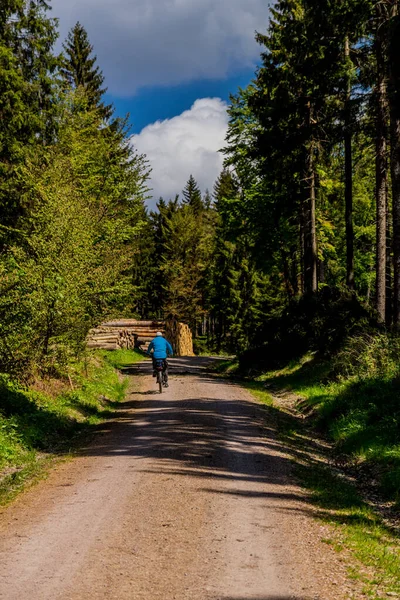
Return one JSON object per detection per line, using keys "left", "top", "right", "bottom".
{"left": 147, "top": 332, "right": 173, "bottom": 387}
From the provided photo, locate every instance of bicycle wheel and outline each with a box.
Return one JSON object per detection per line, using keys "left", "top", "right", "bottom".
{"left": 157, "top": 372, "right": 163, "bottom": 394}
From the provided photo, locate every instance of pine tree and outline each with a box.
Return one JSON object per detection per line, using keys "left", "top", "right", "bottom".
{"left": 61, "top": 22, "right": 112, "bottom": 120}
{"left": 0, "top": 0, "right": 58, "bottom": 236}
{"left": 387, "top": 1, "right": 400, "bottom": 325}
{"left": 374, "top": 2, "right": 390, "bottom": 323}
{"left": 182, "top": 175, "right": 204, "bottom": 214}
{"left": 203, "top": 190, "right": 212, "bottom": 210}
{"left": 213, "top": 170, "right": 238, "bottom": 209}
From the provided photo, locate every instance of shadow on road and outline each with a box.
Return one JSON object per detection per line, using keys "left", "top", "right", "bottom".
{"left": 76, "top": 357, "right": 331, "bottom": 520}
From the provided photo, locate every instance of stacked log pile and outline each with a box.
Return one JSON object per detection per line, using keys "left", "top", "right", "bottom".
{"left": 87, "top": 319, "right": 194, "bottom": 356}
{"left": 87, "top": 320, "right": 164, "bottom": 351}
{"left": 165, "top": 319, "right": 194, "bottom": 357}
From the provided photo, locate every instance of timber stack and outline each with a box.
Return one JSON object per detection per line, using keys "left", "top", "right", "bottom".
{"left": 87, "top": 319, "right": 194, "bottom": 356}
{"left": 87, "top": 320, "right": 164, "bottom": 351}
{"left": 165, "top": 319, "right": 194, "bottom": 357}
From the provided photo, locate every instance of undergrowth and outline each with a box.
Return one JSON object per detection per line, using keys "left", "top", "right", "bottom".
{"left": 216, "top": 324, "right": 400, "bottom": 598}
{"left": 239, "top": 379, "right": 400, "bottom": 599}
{"left": 234, "top": 330, "right": 400, "bottom": 506}
{"left": 0, "top": 349, "right": 140, "bottom": 503}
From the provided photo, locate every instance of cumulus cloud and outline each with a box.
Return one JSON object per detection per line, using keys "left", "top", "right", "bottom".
{"left": 51, "top": 0, "right": 270, "bottom": 96}
{"left": 132, "top": 98, "right": 228, "bottom": 208}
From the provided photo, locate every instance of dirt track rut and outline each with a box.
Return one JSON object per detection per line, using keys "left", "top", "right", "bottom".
{"left": 0, "top": 358, "right": 358, "bottom": 600}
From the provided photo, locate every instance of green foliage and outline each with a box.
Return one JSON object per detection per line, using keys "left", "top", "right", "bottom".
{"left": 0, "top": 91, "right": 148, "bottom": 376}
{"left": 0, "top": 0, "right": 59, "bottom": 232}
{"left": 0, "top": 352, "right": 128, "bottom": 476}
{"left": 241, "top": 378, "right": 400, "bottom": 599}
{"left": 239, "top": 287, "right": 376, "bottom": 373}
{"left": 61, "top": 22, "right": 112, "bottom": 120}
{"left": 246, "top": 327, "right": 400, "bottom": 505}
{"left": 182, "top": 174, "right": 204, "bottom": 214}
{"left": 161, "top": 203, "right": 209, "bottom": 327}
{"left": 100, "top": 348, "right": 144, "bottom": 370}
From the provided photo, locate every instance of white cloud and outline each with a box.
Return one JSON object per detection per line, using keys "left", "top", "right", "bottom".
{"left": 132, "top": 98, "right": 228, "bottom": 208}
{"left": 51, "top": 0, "right": 270, "bottom": 96}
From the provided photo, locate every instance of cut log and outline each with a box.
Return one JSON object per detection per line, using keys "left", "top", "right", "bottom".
{"left": 87, "top": 318, "right": 193, "bottom": 356}
{"left": 165, "top": 319, "right": 194, "bottom": 357}
{"left": 88, "top": 343, "right": 119, "bottom": 350}
{"left": 102, "top": 320, "right": 164, "bottom": 328}
{"left": 135, "top": 337, "right": 155, "bottom": 344}
{"left": 88, "top": 336, "right": 119, "bottom": 341}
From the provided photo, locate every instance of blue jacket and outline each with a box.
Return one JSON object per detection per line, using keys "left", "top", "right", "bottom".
{"left": 147, "top": 337, "right": 173, "bottom": 360}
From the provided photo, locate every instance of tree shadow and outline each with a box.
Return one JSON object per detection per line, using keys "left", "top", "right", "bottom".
{"left": 78, "top": 356, "right": 399, "bottom": 534}
{"left": 0, "top": 380, "right": 90, "bottom": 452}
{"left": 76, "top": 361, "right": 323, "bottom": 517}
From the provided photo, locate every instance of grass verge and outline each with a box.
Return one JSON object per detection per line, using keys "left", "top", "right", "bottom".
{"left": 222, "top": 368, "right": 400, "bottom": 600}
{"left": 0, "top": 349, "right": 140, "bottom": 504}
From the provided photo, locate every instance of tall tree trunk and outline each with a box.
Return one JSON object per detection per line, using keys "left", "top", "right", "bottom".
{"left": 388, "top": 1, "right": 400, "bottom": 325}
{"left": 303, "top": 103, "right": 318, "bottom": 294}
{"left": 344, "top": 38, "right": 355, "bottom": 290}
{"left": 391, "top": 112, "right": 400, "bottom": 325}
{"left": 299, "top": 203, "right": 305, "bottom": 295}
{"left": 375, "top": 14, "right": 389, "bottom": 323}
{"left": 304, "top": 158, "right": 318, "bottom": 292}
{"left": 290, "top": 243, "right": 299, "bottom": 296}
{"left": 386, "top": 199, "right": 393, "bottom": 325}
{"left": 303, "top": 167, "right": 318, "bottom": 293}
{"left": 281, "top": 245, "right": 294, "bottom": 300}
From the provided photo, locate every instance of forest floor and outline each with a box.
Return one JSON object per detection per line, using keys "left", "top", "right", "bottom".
{"left": 0, "top": 357, "right": 375, "bottom": 600}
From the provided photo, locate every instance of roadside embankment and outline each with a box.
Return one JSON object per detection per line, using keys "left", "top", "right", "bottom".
{"left": 0, "top": 349, "right": 142, "bottom": 504}
{"left": 215, "top": 334, "right": 400, "bottom": 598}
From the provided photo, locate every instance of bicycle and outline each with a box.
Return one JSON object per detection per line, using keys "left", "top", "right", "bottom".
{"left": 153, "top": 358, "right": 168, "bottom": 394}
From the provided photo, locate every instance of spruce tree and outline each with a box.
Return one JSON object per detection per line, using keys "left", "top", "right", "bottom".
{"left": 213, "top": 170, "right": 238, "bottom": 209}
{"left": 387, "top": 1, "right": 400, "bottom": 325}
{"left": 0, "top": 0, "right": 58, "bottom": 235}
{"left": 61, "top": 22, "right": 112, "bottom": 120}
{"left": 182, "top": 175, "right": 204, "bottom": 214}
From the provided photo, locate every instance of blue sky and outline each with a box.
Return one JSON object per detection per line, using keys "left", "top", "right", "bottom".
{"left": 105, "top": 70, "right": 255, "bottom": 134}
{"left": 50, "top": 0, "right": 270, "bottom": 205}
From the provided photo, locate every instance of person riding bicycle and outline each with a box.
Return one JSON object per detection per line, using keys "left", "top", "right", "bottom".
{"left": 147, "top": 332, "right": 173, "bottom": 387}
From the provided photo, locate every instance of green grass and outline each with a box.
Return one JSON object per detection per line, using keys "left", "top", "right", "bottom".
{"left": 0, "top": 350, "right": 131, "bottom": 504}
{"left": 99, "top": 348, "right": 144, "bottom": 370}
{"left": 298, "top": 465, "right": 400, "bottom": 598}
{"left": 256, "top": 356, "right": 400, "bottom": 505}
{"left": 212, "top": 358, "right": 240, "bottom": 375}
{"left": 239, "top": 378, "right": 400, "bottom": 599}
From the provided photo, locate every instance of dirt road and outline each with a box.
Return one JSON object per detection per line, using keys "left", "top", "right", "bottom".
{"left": 0, "top": 358, "right": 358, "bottom": 600}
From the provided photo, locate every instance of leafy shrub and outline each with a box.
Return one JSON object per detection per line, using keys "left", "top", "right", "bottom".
{"left": 332, "top": 332, "right": 400, "bottom": 381}
{"left": 239, "top": 287, "right": 376, "bottom": 373}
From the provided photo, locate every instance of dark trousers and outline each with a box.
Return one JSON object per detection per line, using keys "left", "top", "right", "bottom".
{"left": 152, "top": 357, "right": 169, "bottom": 382}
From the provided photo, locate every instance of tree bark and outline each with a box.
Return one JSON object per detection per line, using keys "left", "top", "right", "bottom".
{"left": 344, "top": 38, "right": 355, "bottom": 290}
{"left": 304, "top": 154, "right": 318, "bottom": 292}
{"left": 388, "top": 2, "right": 400, "bottom": 325}
{"left": 391, "top": 111, "right": 400, "bottom": 325}
{"left": 386, "top": 202, "right": 392, "bottom": 325}
{"left": 303, "top": 102, "right": 318, "bottom": 294}
{"left": 299, "top": 203, "right": 305, "bottom": 295}
{"left": 375, "top": 13, "right": 389, "bottom": 323}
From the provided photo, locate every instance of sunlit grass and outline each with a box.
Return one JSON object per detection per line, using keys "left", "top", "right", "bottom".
{"left": 0, "top": 351, "right": 130, "bottom": 504}
{"left": 99, "top": 348, "right": 144, "bottom": 370}
{"left": 238, "top": 360, "right": 400, "bottom": 599}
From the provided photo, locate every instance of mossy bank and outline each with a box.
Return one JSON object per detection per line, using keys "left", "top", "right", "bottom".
{"left": 0, "top": 349, "right": 143, "bottom": 504}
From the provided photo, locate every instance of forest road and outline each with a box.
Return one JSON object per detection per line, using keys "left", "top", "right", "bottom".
{"left": 0, "top": 357, "right": 357, "bottom": 600}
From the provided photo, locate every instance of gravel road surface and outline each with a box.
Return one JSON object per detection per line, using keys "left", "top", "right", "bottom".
{"left": 0, "top": 358, "right": 358, "bottom": 600}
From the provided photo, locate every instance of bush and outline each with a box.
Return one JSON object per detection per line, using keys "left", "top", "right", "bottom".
{"left": 332, "top": 332, "right": 400, "bottom": 381}
{"left": 239, "top": 287, "right": 377, "bottom": 373}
